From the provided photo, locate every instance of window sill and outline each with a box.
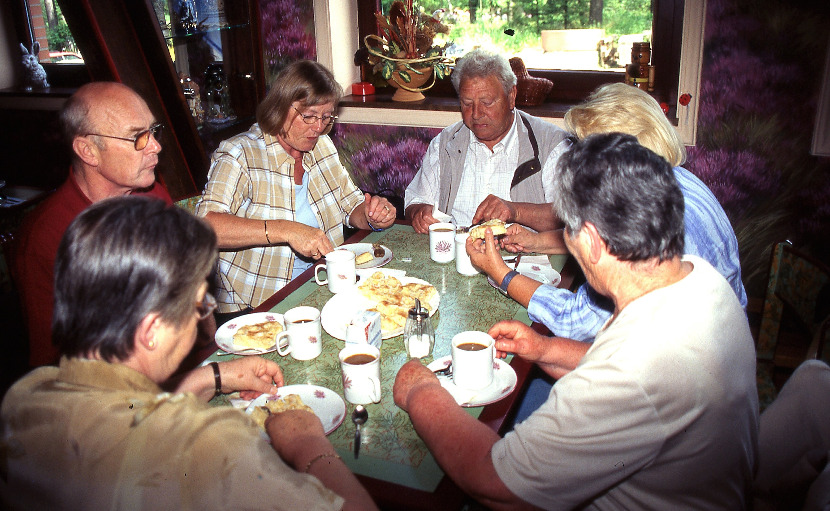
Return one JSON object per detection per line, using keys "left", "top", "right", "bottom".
{"left": 0, "top": 87, "right": 75, "bottom": 110}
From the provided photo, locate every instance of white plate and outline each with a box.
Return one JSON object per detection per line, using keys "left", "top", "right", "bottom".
{"left": 338, "top": 243, "right": 393, "bottom": 269}
{"left": 321, "top": 275, "right": 440, "bottom": 340}
{"left": 487, "top": 263, "right": 561, "bottom": 289}
{"left": 427, "top": 356, "right": 517, "bottom": 407}
{"left": 215, "top": 312, "right": 284, "bottom": 355}
{"left": 245, "top": 384, "right": 346, "bottom": 435}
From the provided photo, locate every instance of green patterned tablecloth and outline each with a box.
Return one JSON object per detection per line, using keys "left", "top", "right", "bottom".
{"left": 209, "top": 224, "right": 567, "bottom": 491}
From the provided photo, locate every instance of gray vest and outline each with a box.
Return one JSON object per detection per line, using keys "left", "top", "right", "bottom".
{"left": 436, "top": 110, "right": 569, "bottom": 215}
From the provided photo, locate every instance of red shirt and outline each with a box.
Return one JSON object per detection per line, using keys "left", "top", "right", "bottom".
{"left": 14, "top": 171, "right": 172, "bottom": 367}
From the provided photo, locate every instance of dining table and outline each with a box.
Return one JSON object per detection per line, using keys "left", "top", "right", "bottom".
{"left": 201, "top": 221, "right": 578, "bottom": 511}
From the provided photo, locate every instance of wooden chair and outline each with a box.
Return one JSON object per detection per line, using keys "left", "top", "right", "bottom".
{"left": 756, "top": 241, "right": 830, "bottom": 403}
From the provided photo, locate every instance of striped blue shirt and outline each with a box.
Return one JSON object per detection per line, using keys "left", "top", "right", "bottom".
{"left": 528, "top": 166, "right": 747, "bottom": 341}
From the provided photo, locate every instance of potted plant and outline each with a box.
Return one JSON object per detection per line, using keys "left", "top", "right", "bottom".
{"left": 364, "top": 0, "right": 453, "bottom": 101}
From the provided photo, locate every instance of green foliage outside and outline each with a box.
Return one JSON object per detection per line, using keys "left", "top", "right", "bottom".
{"left": 382, "top": 0, "right": 651, "bottom": 54}
{"left": 41, "top": 0, "right": 76, "bottom": 52}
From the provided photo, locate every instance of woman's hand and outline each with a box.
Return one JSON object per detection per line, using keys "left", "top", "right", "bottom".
{"left": 488, "top": 320, "right": 550, "bottom": 361}
{"left": 393, "top": 359, "right": 442, "bottom": 413}
{"left": 466, "top": 228, "right": 510, "bottom": 283}
{"left": 218, "top": 356, "right": 285, "bottom": 400}
{"left": 501, "top": 227, "right": 567, "bottom": 255}
{"left": 284, "top": 223, "right": 334, "bottom": 260}
{"left": 361, "top": 193, "right": 396, "bottom": 230}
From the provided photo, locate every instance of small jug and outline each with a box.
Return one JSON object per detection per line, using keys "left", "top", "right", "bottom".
{"left": 404, "top": 299, "right": 434, "bottom": 359}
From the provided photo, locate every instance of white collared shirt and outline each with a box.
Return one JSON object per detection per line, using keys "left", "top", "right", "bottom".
{"left": 450, "top": 113, "right": 520, "bottom": 226}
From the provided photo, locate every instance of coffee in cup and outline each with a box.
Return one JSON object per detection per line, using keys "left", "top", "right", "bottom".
{"left": 451, "top": 331, "right": 495, "bottom": 390}
{"left": 276, "top": 306, "right": 323, "bottom": 361}
{"left": 429, "top": 222, "right": 456, "bottom": 263}
{"left": 339, "top": 344, "right": 382, "bottom": 404}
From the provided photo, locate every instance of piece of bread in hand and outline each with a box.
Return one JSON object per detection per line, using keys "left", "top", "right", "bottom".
{"left": 469, "top": 219, "right": 507, "bottom": 239}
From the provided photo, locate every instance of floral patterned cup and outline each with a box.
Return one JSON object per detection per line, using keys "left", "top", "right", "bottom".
{"left": 315, "top": 249, "right": 356, "bottom": 293}
{"left": 276, "top": 306, "right": 322, "bottom": 360}
{"left": 339, "top": 344, "right": 381, "bottom": 404}
{"left": 428, "top": 222, "right": 456, "bottom": 263}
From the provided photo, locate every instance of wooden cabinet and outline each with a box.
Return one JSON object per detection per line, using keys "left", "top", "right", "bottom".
{"left": 59, "top": 0, "right": 265, "bottom": 199}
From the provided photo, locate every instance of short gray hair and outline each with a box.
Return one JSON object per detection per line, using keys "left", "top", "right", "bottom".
{"left": 553, "top": 133, "right": 685, "bottom": 262}
{"left": 451, "top": 49, "right": 517, "bottom": 96}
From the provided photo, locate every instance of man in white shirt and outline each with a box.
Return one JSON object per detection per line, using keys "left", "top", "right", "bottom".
{"left": 394, "top": 133, "right": 758, "bottom": 510}
{"left": 404, "top": 49, "right": 570, "bottom": 233}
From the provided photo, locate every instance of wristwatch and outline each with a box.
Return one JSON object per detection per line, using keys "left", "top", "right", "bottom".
{"left": 499, "top": 270, "right": 519, "bottom": 294}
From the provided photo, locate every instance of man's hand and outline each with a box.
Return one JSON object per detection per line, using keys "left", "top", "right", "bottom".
{"left": 393, "top": 359, "right": 443, "bottom": 412}
{"left": 472, "top": 194, "right": 516, "bottom": 226}
{"left": 284, "top": 223, "right": 334, "bottom": 260}
{"left": 467, "top": 227, "right": 510, "bottom": 283}
{"left": 488, "top": 320, "right": 550, "bottom": 361}
{"left": 406, "top": 203, "right": 439, "bottom": 234}
{"left": 218, "top": 356, "right": 285, "bottom": 401}
{"left": 362, "top": 193, "right": 396, "bottom": 229}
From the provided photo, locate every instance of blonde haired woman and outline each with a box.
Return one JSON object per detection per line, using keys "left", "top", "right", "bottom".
{"left": 470, "top": 82, "right": 746, "bottom": 341}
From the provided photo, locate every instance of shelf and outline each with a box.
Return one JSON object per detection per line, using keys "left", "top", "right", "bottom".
{"left": 159, "top": 20, "right": 251, "bottom": 40}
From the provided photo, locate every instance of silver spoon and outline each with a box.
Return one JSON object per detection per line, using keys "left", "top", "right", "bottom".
{"left": 351, "top": 405, "right": 368, "bottom": 459}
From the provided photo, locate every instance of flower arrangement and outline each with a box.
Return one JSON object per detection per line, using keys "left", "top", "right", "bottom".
{"left": 364, "top": 0, "right": 453, "bottom": 90}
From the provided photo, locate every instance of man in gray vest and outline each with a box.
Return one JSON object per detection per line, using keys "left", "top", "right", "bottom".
{"left": 404, "top": 49, "right": 570, "bottom": 233}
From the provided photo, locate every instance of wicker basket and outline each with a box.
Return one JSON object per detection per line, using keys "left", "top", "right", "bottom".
{"left": 510, "top": 57, "right": 553, "bottom": 106}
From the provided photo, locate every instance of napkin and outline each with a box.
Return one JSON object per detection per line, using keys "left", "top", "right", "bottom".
{"left": 432, "top": 205, "right": 452, "bottom": 223}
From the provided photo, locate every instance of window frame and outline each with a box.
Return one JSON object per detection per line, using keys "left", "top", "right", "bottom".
{"left": 316, "top": 0, "right": 705, "bottom": 146}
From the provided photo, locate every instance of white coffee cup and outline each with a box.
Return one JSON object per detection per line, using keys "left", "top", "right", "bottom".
{"left": 451, "top": 331, "right": 495, "bottom": 390}
{"left": 454, "top": 232, "right": 479, "bottom": 276}
{"left": 429, "top": 222, "right": 456, "bottom": 263}
{"left": 339, "top": 344, "right": 382, "bottom": 404}
{"left": 276, "top": 306, "right": 323, "bottom": 360}
{"left": 315, "top": 249, "right": 356, "bottom": 293}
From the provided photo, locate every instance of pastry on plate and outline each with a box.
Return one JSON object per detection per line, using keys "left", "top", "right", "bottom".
{"left": 249, "top": 394, "right": 314, "bottom": 430}
{"left": 233, "top": 320, "right": 283, "bottom": 351}
{"left": 355, "top": 251, "right": 374, "bottom": 265}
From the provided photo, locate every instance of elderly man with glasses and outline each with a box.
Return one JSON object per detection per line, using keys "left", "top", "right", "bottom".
{"left": 15, "top": 81, "right": 173, "bottom": 368}
{"left": 195, "top": 60, "right": 396, "bottom": 325}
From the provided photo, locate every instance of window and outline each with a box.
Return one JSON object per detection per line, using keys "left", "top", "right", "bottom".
{"left": 9, "top": 0, "right": 88, "bottom": 88}
{"left": 316, "top": 0, "right": 703, "bottom": 144}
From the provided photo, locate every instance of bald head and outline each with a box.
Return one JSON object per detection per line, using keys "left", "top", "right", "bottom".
{"left": 60, "top": 82, "right": 148, "bottom": 154}
{"left": 59, "top": 81, "right": 163, "bottom": 199}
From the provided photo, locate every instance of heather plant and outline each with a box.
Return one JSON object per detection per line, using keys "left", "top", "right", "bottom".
{"left": 685, "top": 0, "right": 830, "bottom": 293}
{"left": 259, "top": 0, "right": 316, "bottom": 85}
{"left": 331, "top": 124, "right": 439, "bottom": 200}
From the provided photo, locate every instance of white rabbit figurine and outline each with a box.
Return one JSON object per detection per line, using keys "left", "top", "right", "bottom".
{"left": 20, "top": 42, "right": 50, "bottom": 91}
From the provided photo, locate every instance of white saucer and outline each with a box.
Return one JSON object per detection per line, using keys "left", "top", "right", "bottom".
{"left": 427, "top": 356, "right": 517, "bottom": 407}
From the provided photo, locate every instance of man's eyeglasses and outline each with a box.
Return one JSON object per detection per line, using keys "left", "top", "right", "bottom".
{"left": 85, "top": 123, "right": 164, "bottom": 151}
{"left": 196, "top": 292, "right": 217, "bottom": 320}
{"left": 293, "top": 107, "right": 337, "bottom": 126}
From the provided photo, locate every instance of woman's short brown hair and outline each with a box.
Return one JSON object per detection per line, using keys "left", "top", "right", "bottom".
{"left": 256, "top": 60, "right": 343, "bottom": 136}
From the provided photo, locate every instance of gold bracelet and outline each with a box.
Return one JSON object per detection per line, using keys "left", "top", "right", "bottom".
{"left": 264, "top": 220, "right": 272, "bottom": 244}
{"left": 303, "top": 452, "right": 341, "bottom": 473}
